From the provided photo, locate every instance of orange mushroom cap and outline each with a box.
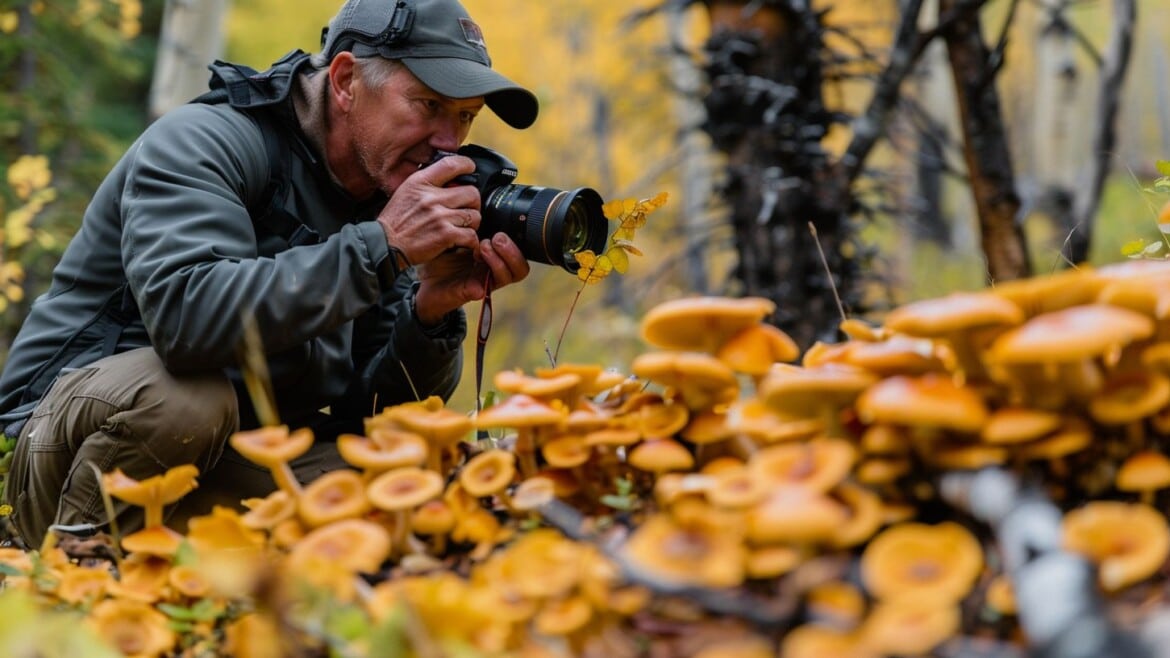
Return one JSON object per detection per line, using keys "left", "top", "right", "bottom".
{"left": 337, "top": 431, "right": 428, "bottom": 472}
{"left": 1088, "top": 371, "right": 1170, "bottom": 425}
{"left": 987, "top": 304, "right": 1153, "bottom": 364}
{"left": 102, "top": 464, "right": 200, "bottom": 509}
{"left": 240, "top": 489, "right": 298, "bottom": 530}
{"left": 631, "top": 351, "right": 739, "bottom": 411}
{"left": 860, "top": 597, "right": 960, "bottom": 657}
{"left": 748, "top": 437, "right": 856, "bottom": 493}
{"left": 639, "top": 296, "right": 776, "bottom": 353}
{"left": 533, "top": 595, "right": 593, "bottom": 637}
{"left": 229, "top": 425, "right": 314, "bottom": 468}
{"left": 988, "top": 266, "right": 1102, "bottom": 318}
{"left": 298, "top": 469, "right": 371, "bottom": 528}
{"left": 621, "top": 514, "right": 746, "bottom": 589}
{"left": 541, "top": 435, "right": 591, "bottom": 469}
{"left": 855, "top": 373, "right": 989, "bottom": 434}
{"left": 410, "top": 499, "right": 457, "bottom": 537}
{"left": 980, "top": 406, "right": 1063, "bottom": 445}
{"left": 884, "top": 290, "right": 1024, "bottom": 336}
{"left": 287, "top": 518, "right": 393, "bottom": 575}
{"left": 87, "top": 598, "right": 176, "bottom": 658}
{"left": 459, "top": 450, "right": 517, "bottom": 497}
{"left": 628, "top": 438, "right": 695, "bottom": 473}
{"left": 1062, "top": 500, "right": 1170, "bottom": 592}
{"left": 368, "top": 467, "right": 445, "bottom": 512}
{"left": 715, "top": 322, "right": 800, "bottom": 375}
{"left": 475, "top": 393, "right": 568, "bottom": 430}
{"left": 120, "top": 525, "right": 185, "bottom": 558}
{"left": 746, "top": 487, "right": 850, "bottom": 545}
{"left": 860, "top": 521, "right": 983, "bottom": 603}
{"left": 759, "top": 363, "right": 878, "bottom": 418}
{"left": 1116, "top": 451, "right": 1170, "bottom": 496}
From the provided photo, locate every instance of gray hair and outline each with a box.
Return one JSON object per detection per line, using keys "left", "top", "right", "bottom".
{"left": 308, "top": 51, "right": 403, "bottom": 89}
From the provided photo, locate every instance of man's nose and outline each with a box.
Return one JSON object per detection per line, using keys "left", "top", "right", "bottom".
{"left": 430, "top": 122, "right": 463, "bottom": 153}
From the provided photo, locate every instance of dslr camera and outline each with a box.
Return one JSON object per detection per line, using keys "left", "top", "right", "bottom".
{"left": 440, "top": 145, "right": 609, "bottom": 273}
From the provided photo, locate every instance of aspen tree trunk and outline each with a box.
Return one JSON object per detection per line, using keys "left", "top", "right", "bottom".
{"left": 1030, "top": 4, "right": 1080, "bottom": 227}
{"left": 149, "top": 0, "right": 229, "bottom": 119}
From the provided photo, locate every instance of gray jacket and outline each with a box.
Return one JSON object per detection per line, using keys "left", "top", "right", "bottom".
{"left": 0, "top": 66, "right": 465, "bottom": 438}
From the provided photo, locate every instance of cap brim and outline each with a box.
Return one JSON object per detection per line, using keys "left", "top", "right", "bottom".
{"left": 400, "top": 57, "right": 538, "bottom": 130}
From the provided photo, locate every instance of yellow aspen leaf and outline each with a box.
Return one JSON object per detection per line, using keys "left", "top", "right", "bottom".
{"left": 642, "top": 192, "right": 669, "bottom": 211}
{"left": 605, "top": 246, "right": 630, "bottom": 274}
{"left": 1121, "top": 239, "right": 1148, "bottom": 258}
{"left": 612, "top": 239, "right": 643, "bottom": 257}
{"left": 574, "top": 251, "right": 613, "bottom": 284}
{"left": 5, "top": 284, "right": 23, "bottom": 303}
{"left": 613, "top": 225, "right": 636, "bottom": 243}
{"left": 620, "top": 210, "right": 648, "bottom": 231}
{"left": 603, "top": 198, "right": 638, "bottom": 221}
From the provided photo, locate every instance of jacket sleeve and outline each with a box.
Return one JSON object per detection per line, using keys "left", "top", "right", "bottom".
{"left": 118, "top": 103, "right": 394, "bottom": 372}
{"left": 345, "top": 276, "right": 466, "bottom": 412}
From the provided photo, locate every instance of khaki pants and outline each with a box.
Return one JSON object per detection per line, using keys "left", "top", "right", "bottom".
{"left": 5, "top": 347, "right": 347, "bottom": 546}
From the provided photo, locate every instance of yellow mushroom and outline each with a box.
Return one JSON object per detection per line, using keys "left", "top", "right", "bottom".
{"left": 87, "top": 598, "right": 176, "bottom": 658}
{"left": 297, "top": 469, "right": 371, "bottom": 528}
{"left": 229, "top": 425, "right": 314, "bottom": 496}
{"left": 1062, "top": 500, "right": 1170, "bottom": 592}
{"left": 860, "top": 521, "right": 983, "bottom": 604}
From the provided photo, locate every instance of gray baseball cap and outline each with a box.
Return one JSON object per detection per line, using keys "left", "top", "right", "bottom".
{"left": 321, "top": 0, "right": 538, "bottom": 129}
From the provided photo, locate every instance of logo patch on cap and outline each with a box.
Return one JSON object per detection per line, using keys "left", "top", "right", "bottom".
{"left": 459, "top": 18, "right": 485, "bottom": 49}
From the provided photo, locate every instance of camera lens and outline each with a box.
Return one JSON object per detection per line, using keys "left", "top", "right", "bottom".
{"left": 481, "top": 185, "right": 608, "bottom": 272}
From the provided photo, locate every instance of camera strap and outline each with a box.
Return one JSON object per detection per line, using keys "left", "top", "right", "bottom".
{"left": 474, "top": 271, "right": 493, "bottom": 440}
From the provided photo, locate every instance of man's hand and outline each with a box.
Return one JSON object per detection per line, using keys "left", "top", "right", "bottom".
{"left": 375, "top": 155, "right": 482, "bottom": 266}
{"left": 413, "top": 233, "right": 530, "bottom": 326}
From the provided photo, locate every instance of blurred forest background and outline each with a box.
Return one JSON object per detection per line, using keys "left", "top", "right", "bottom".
{"left": 2, "top": 0, "right": 1169, "bottom": 413}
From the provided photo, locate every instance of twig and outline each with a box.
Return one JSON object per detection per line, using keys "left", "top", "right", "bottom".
{"left": 808, "top": 222, "right": 848, "bottom": 325}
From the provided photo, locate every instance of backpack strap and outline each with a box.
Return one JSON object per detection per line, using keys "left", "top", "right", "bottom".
{"left": 194, "top": 50, "right": 321, "bottom": 248}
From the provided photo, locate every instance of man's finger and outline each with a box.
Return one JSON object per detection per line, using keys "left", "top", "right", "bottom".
{"left": 414, "top": 154, "right": 476, "bottom": 187}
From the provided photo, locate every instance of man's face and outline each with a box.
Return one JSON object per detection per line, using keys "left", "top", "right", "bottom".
{"left": 345, "top": 61, "right": 484, "bottom": 197}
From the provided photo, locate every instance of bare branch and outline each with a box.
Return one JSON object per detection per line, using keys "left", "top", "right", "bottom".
{"left": 836, "top": 0, "right": 931, "bottom": 184}
{"left": 1067, "top": 0, "right": 1137, "bottom": 263}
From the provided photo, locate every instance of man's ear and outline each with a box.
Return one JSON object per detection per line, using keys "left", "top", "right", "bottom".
{"left": 328, "top": 52, "right": 358, "bottom": 112}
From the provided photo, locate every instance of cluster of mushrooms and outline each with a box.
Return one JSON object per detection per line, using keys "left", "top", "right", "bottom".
{"left": 6, "top": 258, "right": 1170, "bottom": 656}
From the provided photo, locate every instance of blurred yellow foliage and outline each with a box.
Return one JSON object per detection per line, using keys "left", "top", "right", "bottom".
{"left": 7, "top": 155, "right": 51, "bottom": 200}
{"left": 1, "top": 155, "right": 55, "bottom": 313}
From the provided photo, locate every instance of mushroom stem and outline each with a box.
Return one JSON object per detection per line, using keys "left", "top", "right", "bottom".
{"left": 426, "top": 449, "right": 443, "bottom": 475}
{"left": 143, "top": 501, "right": 164, "bottom": 530}
{"left": 431, "top": 533, "right": 448, "bottom": 556}
{"left": 731, "top": 435, "right": 758, "bottom": 460}
{"left": 269, "top": 462, "right": 303, "bottom": 497}
{"left": 391, "top": 511, "right": 409, "bottom": 555}
{"left": 515, "top": 430, "right": 539, "bottom": 478}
